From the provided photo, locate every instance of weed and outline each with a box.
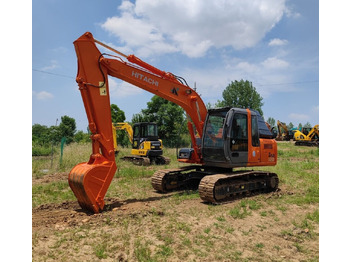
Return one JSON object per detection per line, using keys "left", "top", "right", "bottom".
{"left": 255, "top": 242, "right": 264, "bottom": 249}
{"left": 157, "top": 245, "right": 173, "bottom": 257}
{"left": 247, "top": 200, "right": 262, "bottom": 210}
{"left": 306, "top": 209, "right": 319, "bottom": 223}
{"left": 281, "top": 229, "right": 294, "bottom": 237}
{"left": 260, "top": 211, "right": 267, "bottom": 217}
{"left": 204, "top": 227, "right": 211, "bottom": 234}
{"left": 229, "top": 206, "right": 251, "bottom": 219}
{"left": 134, "top": 239, "right": 154, "bottom": 262}
{"left": 226, "top": 227, "right": 235, "bottom": 233}
{"left": 294, "top": 242, "right": 306, "bottom": 253}
{"left": 175, "top": 221, "right": 191, "bottom": 233}
{"left": 216, "top": 215, "right": 226, "bottom": 222}
{"left": 274, "top": 245, "right": 281, "bottom": 251}
{"left": 181, "top": 237, "right": 192, "bottom": 248}
{"left": 94, "top": 243, "right": 108, "bottom": 259}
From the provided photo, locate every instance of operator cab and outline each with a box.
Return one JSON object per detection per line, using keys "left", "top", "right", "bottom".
{"left": 132, "top": 122, "right": 159, "bottom": 149}
{"left": 202, "top": 107, "right": 274, "bottom": 168}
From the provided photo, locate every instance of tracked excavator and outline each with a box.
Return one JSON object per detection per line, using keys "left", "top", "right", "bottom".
{"left": 293, "top": 124, "right": 319, "bottom": 147}
{"left": 113, "top": 122, "right": 170, "bottom": 165}
{"left": 276, "top": 120, "right": 293, "bottom": 141}
{"left": 69, "top": 32, "right": 279, "bottom": 213}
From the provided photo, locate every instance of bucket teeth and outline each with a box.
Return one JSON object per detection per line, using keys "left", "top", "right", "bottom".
{"left": 68, "top": 161, "right": 117, "bottom": 213}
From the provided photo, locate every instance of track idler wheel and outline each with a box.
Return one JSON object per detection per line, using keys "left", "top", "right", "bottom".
{"left": 267, "top": 174, "right": 279, "bottom": 191}
{"left": 68, "top": 155, "right": 117, "bottom": 213}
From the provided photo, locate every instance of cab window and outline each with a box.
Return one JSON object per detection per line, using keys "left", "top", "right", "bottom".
{"left": 231, "top": 114, "right": 248, "bottom": 151}
{"left": 251, "top": 115, "right": 260, "bottom": 147}
{"left": 146, "top": 124, "right": 157, "bottom": 137}
{"left": 203, "top": 112, "right": 226, "bottom": 148}
{"left": 133, "top": 125, "right": 139, "bottom": 138}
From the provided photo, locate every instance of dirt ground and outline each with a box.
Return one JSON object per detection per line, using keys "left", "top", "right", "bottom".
{"left": 32, "top": 172, "right": 319, "bottom": 262}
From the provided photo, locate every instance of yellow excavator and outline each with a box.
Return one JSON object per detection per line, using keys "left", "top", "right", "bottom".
{"left": 276, "top": 120, "right": 293, "bottom": 141}
{"left": 113, "top": 122, "right": 171, "bottom": 165}
{"left": 293, "top": 124, "right": 319, "bottom": 147}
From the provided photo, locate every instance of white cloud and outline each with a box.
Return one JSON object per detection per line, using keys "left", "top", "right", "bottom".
{"left": 101, "top": 0, "right": 287, "bottom": 58}
{"left": 40, "top": 60, "right": 59, "bottom": 71}
{"left": 235, "top": 62, "right": 259, "bottom": 74}
{"left": 33, "top": 91, "right": 54, "bottom": 100}
{"left": 285, "top": 6, "right": 301, "bottom": 19}
{"left": 108, "top": 77, "right": 144, "bottom": 98}
{"left": 261, "top": 57, "right": 289, "bottom": 69}
{"left": 268, "top": 38, "right": 288, "bottom": 46}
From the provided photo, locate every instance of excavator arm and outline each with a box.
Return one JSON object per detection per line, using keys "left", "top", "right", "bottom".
{"left": 114, "top": 123, "right": 133, "bottom": 144}
{"left": 69, "top": 32, "right": 207, "bottom": 213}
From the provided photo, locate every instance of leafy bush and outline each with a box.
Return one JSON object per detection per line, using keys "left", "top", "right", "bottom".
{"left": 32, "top": 145, "right": 55, "bottom": 156}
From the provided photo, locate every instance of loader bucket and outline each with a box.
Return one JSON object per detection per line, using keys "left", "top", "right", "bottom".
{"left": 68, "top": 158, "right": 117, "bottom": 213}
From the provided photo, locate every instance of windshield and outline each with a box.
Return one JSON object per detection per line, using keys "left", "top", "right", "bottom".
{"left": 145, "top": 124, "right": 158, "bottom": 137}
{"left": 203, "top": 111, "right": 227, "bottom": 148}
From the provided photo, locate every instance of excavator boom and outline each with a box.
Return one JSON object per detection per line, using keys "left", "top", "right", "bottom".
{"left": 69, "top": 32, "right": 207, "bottom": 212}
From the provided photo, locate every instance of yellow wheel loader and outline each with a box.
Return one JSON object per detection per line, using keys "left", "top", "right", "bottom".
{"left": 113, "top": 122, "right": 171, "bottom": 165}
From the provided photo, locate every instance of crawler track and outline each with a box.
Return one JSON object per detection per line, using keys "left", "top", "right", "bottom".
{"left": 122, "top": 155, "right": 171, "bottom": 166}
{"left": 151, "top": 166, "right": 207, "bottom": 192}
{"left": 295, "top": 140, "right": 319, "bottom": 147}
{"left": 198, "top": 171, "right": 279, "bottom": 203}
{"left": 151, "top": 167, "right": 279, "bottom": 204}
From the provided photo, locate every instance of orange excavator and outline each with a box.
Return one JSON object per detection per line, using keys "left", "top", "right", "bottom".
{"left": 69, "top": 32, "right": 278, "bottom": 213}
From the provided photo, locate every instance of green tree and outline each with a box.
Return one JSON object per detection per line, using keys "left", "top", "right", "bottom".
{"left": 304, "top": 122, "right": 312, "bottom": 128}
{"left": 267, "top": 117, "right": 276, "bottom": 128}
{"left": 298, "top": 123, "right": 303, "bottom": 130}
{"left": 216, "top": 80, "right": 264, "bottom": 115}
{"left": 74, "top": 130, "right": 90, "bottom": 143}
{"left": 32, "top": 124, "right": 50, "bottom": 145}
{"left": 111, "top": 104, "right": 126, "bottom": 123}
{"left": 288, "top": 122, "right": 294, "bottom": 130}
{"left": 132, "top": 95, "right": 186, "bottom": 147}
{"left": 58, "top": 115, "right": 76, "bottom": 144}
{"left": 110, "top": 104, "right": 129, "bottom": 147}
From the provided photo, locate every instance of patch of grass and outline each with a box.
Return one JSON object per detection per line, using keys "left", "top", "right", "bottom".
{"left": 32, "top": 181, "right": 74, "bottom": 207}
{"left": 175, "top": 221, "right": 191, "bottom": 233}
{"left": 260, "top": 211, "right": 267, "bottom": 217}
{"left": 94, "top": 243, "right": 108, "bottom": 259}
{"left": 226, "top": 226, "right": 235, "bottom": 233}
{"left": 229, "top": 206, "right": 251, "bottom": 219}
{"left": 294, "top": 242, "right": 306, "bottom": 253}
{"left": 204, "top": 227, "right": 211, "bottom": 234}
{"left": 216, "top": 216, "right": 226, "bottom": 222}
{"left": 172, "top": 190, "right": 199, "bottom": 202}
{"left": 181, "top": 236, "right": 192, "bottom": 248}
{"left": 156, "top": 245, "right": 173, "bottom": 257}
{"left": 306, "top": 209, "right": 319, "bottom": 223}
{"left": 281, "top": 229, "right": 294, "bottom": 237}
{"left": 255, "top": 242, "right": 264, "bottom": 249}
{"left": 134, "top": 239, "right": 155, "bottom": 262}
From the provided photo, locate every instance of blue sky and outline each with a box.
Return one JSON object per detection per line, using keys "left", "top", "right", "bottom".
{"left": 32, "top": 0, "right": 319, "bottom": 131}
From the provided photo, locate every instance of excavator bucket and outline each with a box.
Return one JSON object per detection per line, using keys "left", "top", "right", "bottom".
{"left": 68, "top": 157, "right": 117, "bottom": 213}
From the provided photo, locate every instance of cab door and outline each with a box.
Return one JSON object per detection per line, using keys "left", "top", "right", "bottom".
{"left": 202, "top": 109, "right": 229, "bottom": 165}
{"left": 248, "top": 113, "right": 261, "bottom": 163}
{"left": 227, "top": 110, "right": 249, "bottom": 166}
